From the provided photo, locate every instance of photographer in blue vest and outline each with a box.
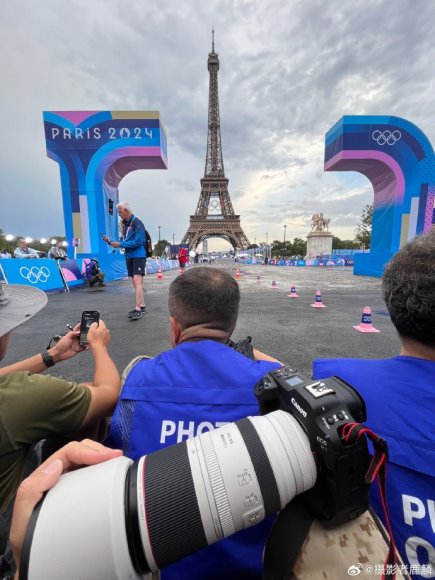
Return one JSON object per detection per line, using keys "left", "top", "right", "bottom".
{"left": 106, "top": 266, "right": 282, "bottom": 579}
{"left": 313, "top": 231, "right": 435, "bottom": 579}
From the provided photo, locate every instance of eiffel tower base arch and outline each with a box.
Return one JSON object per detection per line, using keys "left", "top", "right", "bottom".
{"left": 181, "top": 217, "right": 250, "bottom": 252}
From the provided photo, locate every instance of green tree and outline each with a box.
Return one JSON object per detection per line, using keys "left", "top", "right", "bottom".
{"left": 154, "top": 239, "right": 170, "bottom": 256}
{"left": 332, "top": 236, "right": 359, "bottom": 250}
{"left": 0, "top": 229, "right": 12, "bottom": 254}
{"left": 271, "top": 240, "right": 290, "bottom": 257}
{"left": 354, "top": 203, "right": 373, "bottom": 248}
{"left": 291, "top": 237, "right": 307, "bottom": 256}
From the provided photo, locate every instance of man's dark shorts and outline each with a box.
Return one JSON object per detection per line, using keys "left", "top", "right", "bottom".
{"left": 126, "top": 258, "right": 146, "bottom": 277}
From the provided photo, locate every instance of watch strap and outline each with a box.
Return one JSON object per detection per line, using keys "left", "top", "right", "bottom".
{"left": 41, "top": 350, "right": 55, "bottom": 367}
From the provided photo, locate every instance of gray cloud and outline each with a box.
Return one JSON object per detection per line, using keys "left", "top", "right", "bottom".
{"left": 1, "top": 0, "right": 434, "bottom": 247}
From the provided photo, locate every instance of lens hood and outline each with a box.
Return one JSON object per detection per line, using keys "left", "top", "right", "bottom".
{"left": 21, "top": 456, "right": 139, "bottom": 580}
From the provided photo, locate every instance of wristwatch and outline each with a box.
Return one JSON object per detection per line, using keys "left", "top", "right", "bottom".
{"left": 41, "top": 350, "right": 55, "bottom": 367}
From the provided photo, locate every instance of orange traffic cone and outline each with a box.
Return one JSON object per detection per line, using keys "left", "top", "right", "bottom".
{"left": 311, "top": 290, "right": 326, "bottom": 308}
{"left": 288, "top": 284, "right": 298, "bottom": 298}
{"left": 353, "top": 306, "right": 380, "bottom": 333}
{"left": 157, "top": 269, "right": 163, "bottom": 280}
{"left": 235, "top": 268, "right": 241, "bottom": 279}
{"left": 271, "top": 280, "right": 278, "bottom": 289}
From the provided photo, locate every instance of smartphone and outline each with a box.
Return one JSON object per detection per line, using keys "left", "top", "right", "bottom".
{"left": 79, "top": 310, "right": 100, "bottom": 347}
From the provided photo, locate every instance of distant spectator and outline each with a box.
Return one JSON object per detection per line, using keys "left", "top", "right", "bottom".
{"left": 0, "top": 250, "right": 11, "bottom": 259}
{"left": 85, "top": 258, "right": 105, "bottom": 287}
{"left": 177, "top": 246, "right": 188, "bottom": 269}
{"left": 13, "top": 239, "right": 39, "bottom": 259}
{"left": 48, "top": 241, "right": 67, "bottom": 261}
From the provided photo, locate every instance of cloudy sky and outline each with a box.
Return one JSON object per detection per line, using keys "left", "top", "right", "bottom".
{"left": 2, "top": 0, "right": 435, "bottom": 250}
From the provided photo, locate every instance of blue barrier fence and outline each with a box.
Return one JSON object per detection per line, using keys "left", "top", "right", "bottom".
{"left": 0, "top": 259, "right": 66, "bottom": 292}
{"left": 0, "top": 257, "right": 180, "bottom": 293}
{"left": 251, "top": 257, "right": 354, "bottom": 267}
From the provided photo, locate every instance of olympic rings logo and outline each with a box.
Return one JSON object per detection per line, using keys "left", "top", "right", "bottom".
{"left": 372, "top": 129, "right": 401, "bottom": 146}
{"left": 19, "top": 266, "right": 51, "bottom": 284}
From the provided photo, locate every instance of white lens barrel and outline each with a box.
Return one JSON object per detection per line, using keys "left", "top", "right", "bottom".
{"left": 24, "top": 456, "right": 140, "bottom": 580}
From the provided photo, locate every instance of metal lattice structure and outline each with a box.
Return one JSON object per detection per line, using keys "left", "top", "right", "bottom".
{"left": 181, "top": 31, "right": 250, "bottom": 252}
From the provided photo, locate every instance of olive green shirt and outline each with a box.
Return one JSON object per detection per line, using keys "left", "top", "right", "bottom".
{"left": 0, "top": 371, "right": 91, "bottom": 512}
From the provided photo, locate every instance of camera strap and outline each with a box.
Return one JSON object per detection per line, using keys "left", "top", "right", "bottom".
{"left": 262, "top": 496, "right": 313, "bottom": 580}
{"left": 263, "top": 424, "right": 397, "bottom": 580}
{"left": 342, "top": 423, "right": 397, "bottom": 580}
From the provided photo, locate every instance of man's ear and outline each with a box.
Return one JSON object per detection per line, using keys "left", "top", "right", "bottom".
{"left": 170, "top": 316, "right": 182, "bottom": 346}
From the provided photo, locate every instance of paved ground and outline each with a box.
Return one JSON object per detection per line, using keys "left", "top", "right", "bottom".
{"left": 4, "top": 261, "right": 400, "bottom": 380}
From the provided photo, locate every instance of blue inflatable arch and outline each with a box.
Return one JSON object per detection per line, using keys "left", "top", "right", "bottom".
{"left": 325, "top": 116, "right": 435, "bottom": 276}
{"left": 43, "top": 111, "right": 168, "bottom": 258}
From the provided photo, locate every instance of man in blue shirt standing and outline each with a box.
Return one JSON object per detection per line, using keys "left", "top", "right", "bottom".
{"left": 107, "top": 266, "right": 282, "bottom": 579}
{"left": 313, "top": 231, "right": 435, "bottom": 579}
{"left": 104, "top": 201, "right": 147, "bottom": 320}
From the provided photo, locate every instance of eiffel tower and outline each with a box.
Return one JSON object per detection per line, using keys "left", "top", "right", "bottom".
{"left": 181, "top": 31, "right": 250, "bottom": 251}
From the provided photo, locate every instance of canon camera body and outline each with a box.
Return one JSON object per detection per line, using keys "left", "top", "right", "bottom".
{"left": 255, "top": 367, "right": 370, "bottom": 527}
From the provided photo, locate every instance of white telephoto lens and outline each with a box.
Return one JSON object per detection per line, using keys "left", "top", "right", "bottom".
{"left": 133, "top": 409, "right": 318, "bottom": 573}
{"left": 24, "top": 410, "right": 317, "bottom": 578}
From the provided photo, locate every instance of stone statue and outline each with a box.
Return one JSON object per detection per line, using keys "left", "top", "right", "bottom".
{"left": 311, "top": 213, "right": 331, "bottom": 232}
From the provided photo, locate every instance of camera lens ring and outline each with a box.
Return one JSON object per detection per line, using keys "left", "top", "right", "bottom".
{"left": 125, "top": 460, "right": 151, "bottom": 575}
{"left": 140, "top": 443, "right": 207, "bottom": 570}
{"left": 235, "top": 417, "right": 281, "bottom": 514}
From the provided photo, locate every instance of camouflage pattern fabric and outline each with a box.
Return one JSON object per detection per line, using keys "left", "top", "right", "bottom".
{"left": 292, "top": 512, "right": 409, "bottom": 579}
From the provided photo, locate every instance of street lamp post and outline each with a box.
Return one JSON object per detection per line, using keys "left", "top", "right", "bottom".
{"left": 158, "top": 225, "right": 161, "bottom": 243}
{"left": 172, "top": 233, "right": 175, "bottom": 246}
{"left": 283, "top": 225, "right": 287, "bottom": 245}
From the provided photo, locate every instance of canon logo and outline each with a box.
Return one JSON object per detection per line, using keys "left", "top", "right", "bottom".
{"left": 291, "top": 397, "right": 307, "bottom": 418}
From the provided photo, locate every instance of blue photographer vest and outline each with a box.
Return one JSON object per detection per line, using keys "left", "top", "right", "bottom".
{"left": 313, "top": 357, "right": 435, "bottom": 580}
{"left": 107, "top": 340, "right": 281, "bottom": 580}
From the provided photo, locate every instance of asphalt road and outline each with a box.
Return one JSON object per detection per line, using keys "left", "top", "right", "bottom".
{"left": 4, "top": 260, "right": 401, "bottom": 381}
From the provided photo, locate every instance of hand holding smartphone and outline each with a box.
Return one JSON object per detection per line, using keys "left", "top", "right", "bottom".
{"left": 79, "top": 311, "right": 100, "bottom": 347}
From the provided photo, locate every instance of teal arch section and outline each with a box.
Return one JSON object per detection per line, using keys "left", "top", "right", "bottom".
{"left": 43, "top": 111, "right": 168, "bottom": 257}
{"left": 325, "top": 116, "right": 435, "bottom": 276}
